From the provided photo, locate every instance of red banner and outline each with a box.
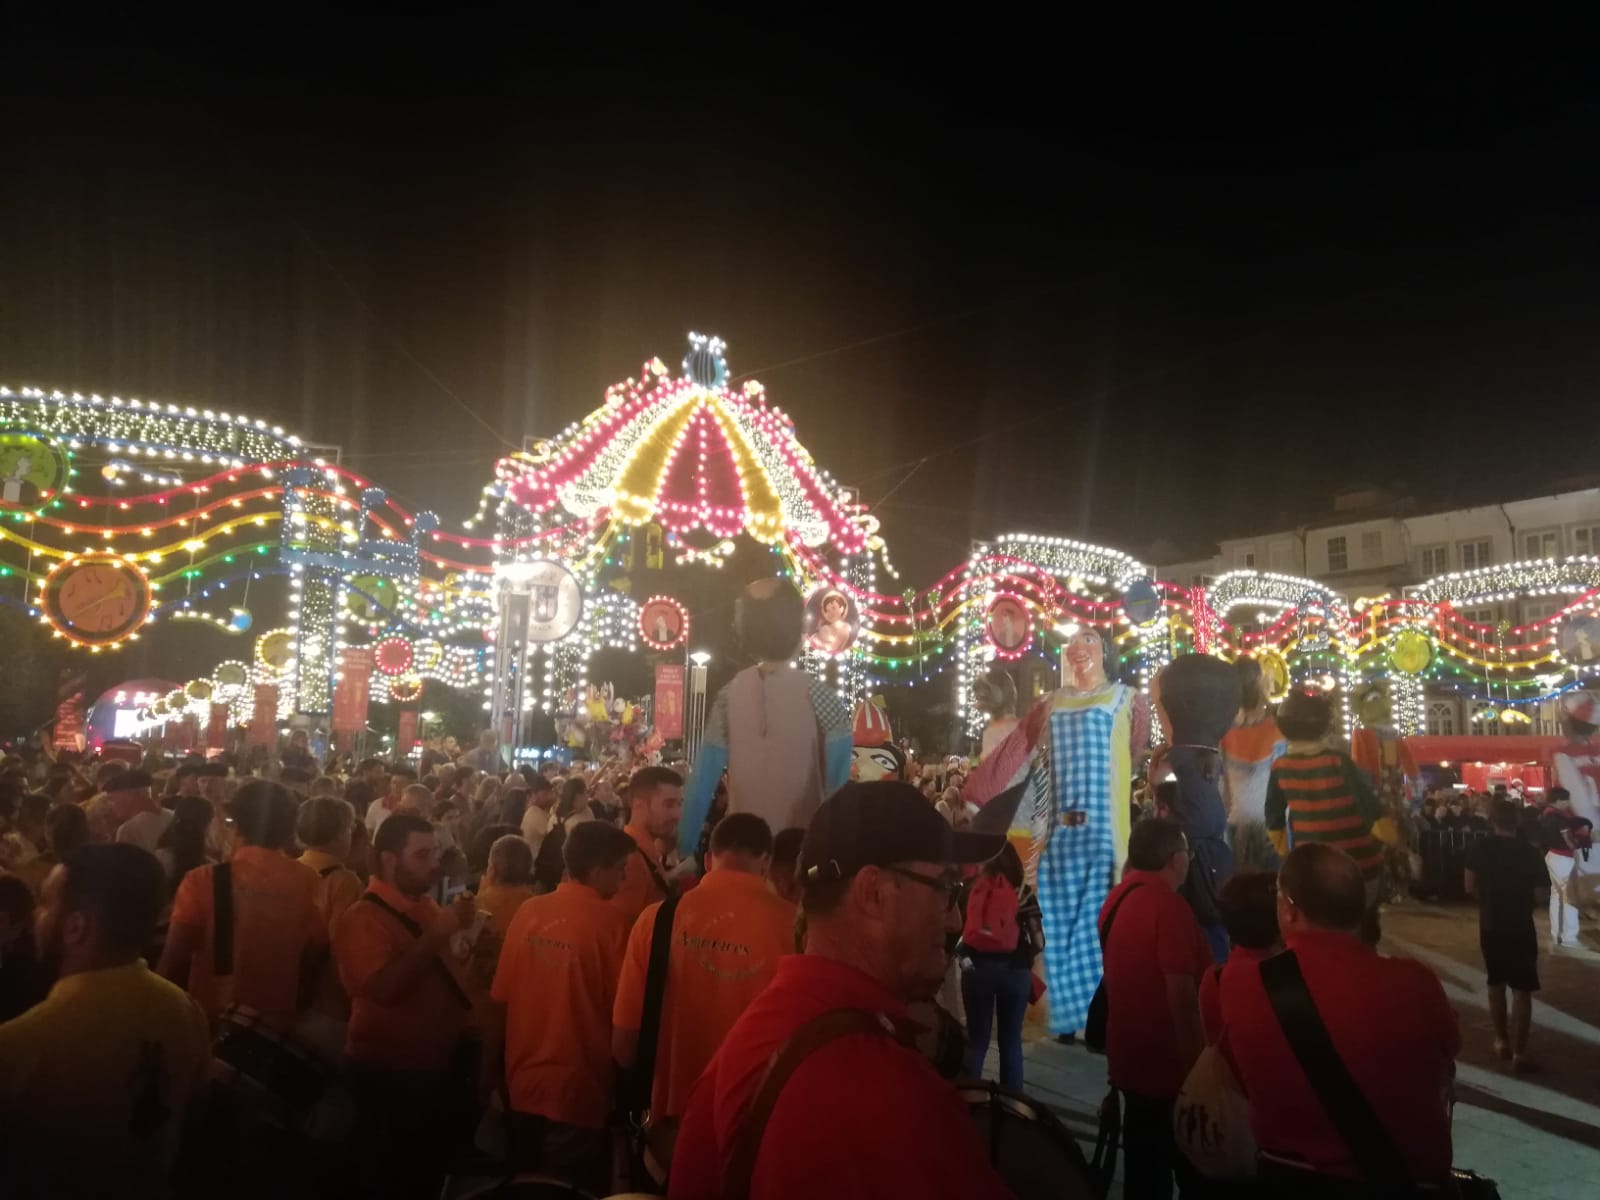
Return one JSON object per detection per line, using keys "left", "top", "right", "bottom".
{"left": 206, "top": 703, "right": 230, "bottom": 749}
{"left": 654, "top": 664, "right": 685, "bottom": 740}
{"left": 52, "top": 695, "right": 85, "bottom": 752}
{"left": 248, "top": 684, "right": 278, "bottom": 747}
{"left": 332, "top": 648, "right": 375, "bottom": 734}
{"left": 397, "top": 709, "right": 418, "bottom": 756}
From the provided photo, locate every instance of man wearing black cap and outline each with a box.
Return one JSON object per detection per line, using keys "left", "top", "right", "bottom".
{"left": 668, "top": 781, "right": 1013, "bottom": 1200}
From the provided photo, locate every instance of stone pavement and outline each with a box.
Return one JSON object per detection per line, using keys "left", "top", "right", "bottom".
{"left": 968, "top": 901, "right": 1600, "bottom": 1198}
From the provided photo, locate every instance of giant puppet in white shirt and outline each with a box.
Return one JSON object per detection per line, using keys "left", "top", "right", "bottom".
{"left": 678, "top": 578, "right": 855, "bottom": 857}
{"left": 1548, "top": 690, "right": 1600, "bottom": 938}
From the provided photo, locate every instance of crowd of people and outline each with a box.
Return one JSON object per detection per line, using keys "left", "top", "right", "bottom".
{"left": 0, "top": 678, "right": 1558, "bottom": 1200}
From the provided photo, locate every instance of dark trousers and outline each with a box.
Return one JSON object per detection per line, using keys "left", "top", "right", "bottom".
{"left": 345, "top": 1060, "right": 473, "bottom": 1200}
{"left": 1122, "top": 1091, "right": 1204, "bottom": 1199}
{"left": 507, "top": 1111, "right": 609, "bottom": 1194}
{"left": 961, "top": 959, "right": 1031, "bottom": 1089}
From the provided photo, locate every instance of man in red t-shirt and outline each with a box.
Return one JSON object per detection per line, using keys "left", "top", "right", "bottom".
{"left": 1100, "top": 816, "right": 1212, "bottom": 1199}
{"left": 668, "top": 781, "right": 1012, "bottom": 1200}
{"left": 1220, "top": 844, "right": 1459, "bottom": 1186}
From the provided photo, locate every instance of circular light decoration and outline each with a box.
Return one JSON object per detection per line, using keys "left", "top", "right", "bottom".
{"left": 347, "top": 574, "right": 399, "bottom": 621}
{"left": 1389, "top": 629, "right": 1433, "bottom": 676}
{"left": 185, "top": 678, "right": 215, "bottom": 703}
{"left": 165, "top": 689, "right": 188, "bottom": 711}
{"left": 805, "top": 585, "right": 862, "bottom": 657}
{"left": 40, "top": 553, "right": 152, "bottom": 647}
{"left": 1252, "top": 648, "right": 1291, "bottom": 704}
{"left": 1353, "top": 682, "right": 1391, "bottom": 728}
{"left": 1122, "top": 579, "right": 1162, "bottom": 627}
{"left": 256, "top": 628, "right": 296, "bottom": 671}
{"left": 150, "top": 696, "right": 170, "bottom": 717}
{"left": 373, "top": 635, "right": 415, "bottom": 677}
{"left": 213, "top": 660, "right": 250, "bottom": 689}
{"left": 983, "top": 595, "right": 1034, "bottom": 660}
{"left": 228, "top": 607, "right": 253, "bottom": 634}
{"left": 389, "top": 676, "right": 424, "bottom": 704}
{"left": 0, "top": 431, "right": 69, "bottom": 513}
{"left": 639, "top": 595, "right": 690, "bottom": 651}
{"left": 509, "top": 560, "right": 584, "bottom": 644}
{"left": 413, "top": 638, "right": 444, "bottom": 672}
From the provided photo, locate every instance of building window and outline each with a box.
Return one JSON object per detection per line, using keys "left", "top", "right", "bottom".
{"left": 1268, "top": 540, "right": 1293, "bottom": 570}
{"left": 1418, "top": 544, "right": 1448, "bottom": 577}
{"left": 1523, "top": 529, "right": 1559, "bottom": 560}
{"left": 1574, "top": 525, "right": 1600, "bottom": 557}
{"left": 1360, "top": 530, "right": 1382, "bottom": 564}
{"left": 1471, "top": 703, "right": 1504, "bottom": 736}
{"left": 1242, "top": 551, "right": 1255, "bottom": 568}
{"left": 1327, "top": 535, "right": 1348, "bottom": 573}
{"left": 1522, "top": 598, "right": 1562, "bottom": 625}
{"left": 1459, "top": 539, "right": 1491, "bottom": 570}
{"left": 1426, "top": 701, "right": 1456, "bottom": 737}
{"left": 1461, "top": 605, "right": 1498, "bottom": 627}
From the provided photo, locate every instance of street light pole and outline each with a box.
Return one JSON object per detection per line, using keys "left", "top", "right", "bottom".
{"left": 686, "top": 650, "right": 711, "bottom": 766}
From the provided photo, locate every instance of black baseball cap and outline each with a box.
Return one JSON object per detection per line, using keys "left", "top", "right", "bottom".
{"left": 799, "top": 781, "right": 1005, "bottom": 887}
{"left": 103, "top": 768, "right": 153, "bottom": 793}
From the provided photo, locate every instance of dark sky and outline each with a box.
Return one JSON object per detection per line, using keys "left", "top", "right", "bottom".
{"left": 5, "top": 40, "right": 1599, "bottom": 584}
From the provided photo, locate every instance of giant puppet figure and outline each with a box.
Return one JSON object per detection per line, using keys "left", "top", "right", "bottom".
{"left": 966, "top": 628, "right": 1148, "bottom": 1037}
{"left": 1149, "top": 653, "right": 1242, "bottom": 962}
{"left": 678, "top": 578, "right": 855, "bottom": 857}
{"left": 851, "top": 695, "right": 907, "bottom": 782}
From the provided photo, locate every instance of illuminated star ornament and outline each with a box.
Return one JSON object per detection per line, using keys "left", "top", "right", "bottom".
{"left": 495, "top": 334, "right": 870, "bottom": 560}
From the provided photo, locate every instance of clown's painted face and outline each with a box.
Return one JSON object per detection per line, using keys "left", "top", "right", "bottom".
{"left": 852, "top": 743, "right": 906, "bottom": 782}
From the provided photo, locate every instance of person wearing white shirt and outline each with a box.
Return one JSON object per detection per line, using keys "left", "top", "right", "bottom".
{"left": 107, "top": 769, "right": 174, "bottom": 854}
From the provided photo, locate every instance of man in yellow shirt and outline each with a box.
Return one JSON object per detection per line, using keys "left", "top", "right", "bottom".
{"left": 0, "top": 844, "right": 211, "bottom": 1199}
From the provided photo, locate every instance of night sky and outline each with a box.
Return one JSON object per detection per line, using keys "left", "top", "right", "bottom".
{"left": 5, "top": 42, "right": 1599, "bottom": 588}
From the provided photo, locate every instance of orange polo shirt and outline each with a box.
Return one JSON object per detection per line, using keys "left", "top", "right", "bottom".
{"left": 298, "top": 848, "right": 365, "bottom": 934}
{"left": 334, "top": 878, "right": 475, "bottom": 1071}
{"left": 612, "top": 822, "right": 669, "bottom": 924}
{"left": 613, "top": 868, "right": 797, "bottom": 1118}
{"left": 168, "top": 844, "right": 326, "bottom": 1022}
{"left": 491, "top": 880, "right": 631, "bottom": 1128}
{"left": 469, "top": 881, "right": 534, "bottom": 992}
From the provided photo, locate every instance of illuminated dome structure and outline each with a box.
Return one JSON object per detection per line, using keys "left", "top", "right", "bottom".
{"left": 480, "top": 334, "right": 872, "bottom": 569}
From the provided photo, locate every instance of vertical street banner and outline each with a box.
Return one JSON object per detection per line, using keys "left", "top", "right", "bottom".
{"left": 332, "top": 647, "right": 375, "bottom": 733}
{"left": 654, "top": 663, "right": 685, "bottom": 740}
{"left": 206, "top": 703, "right": 230, "bottom": 749}
{"left": 248, "top": 684, "right": 278, "bottom": 747}
{"left": 52, "top": 694, "right": 86, "bottom": 753}
{"left": 397, "top": 709, "right": 419, "bottom": 756}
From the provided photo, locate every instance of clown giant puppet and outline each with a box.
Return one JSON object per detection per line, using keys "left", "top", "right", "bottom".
{"left": 678, "top": 579, "right": 855, "bottom": 857}
{"left": 965, "top": 628, "right": 1148, "bottom": 1037}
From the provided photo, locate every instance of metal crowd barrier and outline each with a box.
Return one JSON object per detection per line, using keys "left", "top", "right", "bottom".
{"left": 1413, "top": 828, "right": 1490, "bottom": 901}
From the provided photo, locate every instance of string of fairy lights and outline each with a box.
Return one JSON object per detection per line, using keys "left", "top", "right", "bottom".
{"left": 10, "top": 357, "right": 1600, "bottom": 749}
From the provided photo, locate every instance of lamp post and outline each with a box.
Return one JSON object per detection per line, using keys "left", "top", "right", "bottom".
{"left": 686, "top": 650, "right": 711, "bottom": 766}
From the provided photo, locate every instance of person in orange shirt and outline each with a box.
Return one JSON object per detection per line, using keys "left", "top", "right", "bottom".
{"left": 295, "top": 795, "right": 365, "bottom": 1057}
{"left": 470, "top": 833, "right": 535, "bottom": 992}
{"left": 488, "top": 820, "right": 636, "bottom": 1193}
{"left": 613, "top": 813, "right": 796, "bottom": 1178}
{"left": 333, "top": 811, "right": 478, "bottom": 1200}
{"left": 158, "top": 779, "right": 326, "bottom": 1025}
{"left": 613, "top": 766, "right": 684, "bottom": 923}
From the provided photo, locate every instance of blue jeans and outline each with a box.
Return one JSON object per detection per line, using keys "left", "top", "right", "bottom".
{"left": 961, "top": 958, "right": 1031, "bottom": 1089}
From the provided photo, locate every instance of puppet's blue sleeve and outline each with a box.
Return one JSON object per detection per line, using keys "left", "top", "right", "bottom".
{"left": 810, "top": 677, "right": 856, "bottom": 797}
{"left": 678, "top": 688, "right": 730, "bottom": 859}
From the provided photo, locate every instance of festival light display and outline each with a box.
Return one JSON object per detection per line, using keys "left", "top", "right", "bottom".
{"left": 9, "top": 347, "right": 1600, "bottom": 751}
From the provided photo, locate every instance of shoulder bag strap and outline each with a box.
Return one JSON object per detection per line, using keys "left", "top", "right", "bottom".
{"left": 212, "top": 862, "right": 234, "bottom": 977}
{"left": 723, "top": 1008, "right": 916, "bottom": 1200}
{"left": 1258, "top": 950, "right": 1411, "bottom": 1183}
{"left": 359, "top": 891, "right": 471, "bottom": 1010}
{"left": 1098, "top": 882, "right": 1142, "bottom": 946}
{"left": 623, "top": 893, "right": 682, "bottom": 1116}
{"left": 637, "top": 843, "right": 673, "bottom": 900}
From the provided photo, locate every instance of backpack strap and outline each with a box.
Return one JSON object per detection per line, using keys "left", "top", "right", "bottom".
{"left": 723, "top": 1009, "right": 916, "bottom": 1200}
{"left": 359, "top": 891, "right": 471, "bottom": 1010}
{"left": 1259, "top": 950, "right": 1411, "bottom": 1183}
{"left": 212, "top": 862, "right": 234, "bottom": 977}
{"left": 621, "top": 893, "right": 682, "bottom": 1117}
{"left": 1098, "top": 882, "right": 1143, "bottom": 946}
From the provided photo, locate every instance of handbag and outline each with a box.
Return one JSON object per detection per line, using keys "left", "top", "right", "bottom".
{"left": 1261, "top": 950, "right": 1499, "bottom": 1199}
{"left": 1083, "top": 883, "right": 1143, "bottom": 1054}
{"left": 1172, "top": 1042, "right": 1256, "bottom": 1179}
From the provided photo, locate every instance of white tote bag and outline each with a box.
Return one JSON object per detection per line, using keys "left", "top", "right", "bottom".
{"left": 1173, "top": 1044, "right": 1257, "bottom": 1179}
